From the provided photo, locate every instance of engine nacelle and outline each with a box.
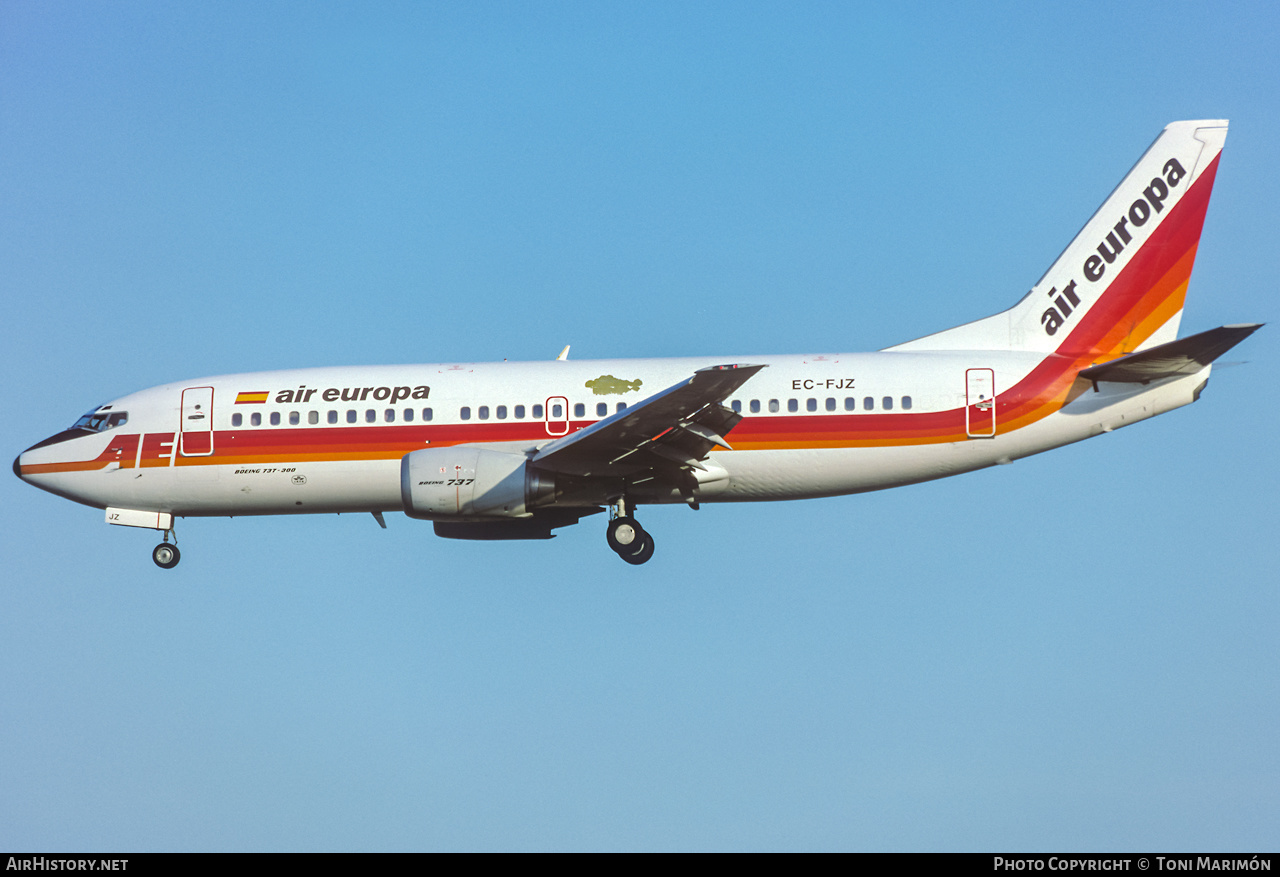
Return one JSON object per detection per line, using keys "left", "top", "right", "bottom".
{"left": 400, "top": 447, "right": 552, "bottom": 520}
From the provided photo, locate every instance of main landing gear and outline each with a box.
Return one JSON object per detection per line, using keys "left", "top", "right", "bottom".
{"left": 607, "top": 500, "right": 654, "bottom": 565}
{"left": 152, "top": 530, "right": 180, "bottom": 569}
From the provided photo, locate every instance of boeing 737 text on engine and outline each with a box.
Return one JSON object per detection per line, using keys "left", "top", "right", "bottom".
{"left": 14, "top": 121, "right": 1261, "bottom": 567}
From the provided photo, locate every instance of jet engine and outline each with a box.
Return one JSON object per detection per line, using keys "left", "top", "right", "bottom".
{"left": 400, "top": 446, "right": 554, "bottom": 520}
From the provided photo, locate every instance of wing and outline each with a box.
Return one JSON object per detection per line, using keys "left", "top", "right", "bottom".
{"left": 1078, "top": 323, "right": 1262, "bottom": 384}
{"left": 531, "top": 364, "right": 766, "bottom": 478}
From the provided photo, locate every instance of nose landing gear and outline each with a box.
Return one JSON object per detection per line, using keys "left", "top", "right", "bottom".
{"left": 152, "top": 530, "right": 180, "bottom": 569}
{"left": 607, "top": 500, "right": 654, "bottom": 565}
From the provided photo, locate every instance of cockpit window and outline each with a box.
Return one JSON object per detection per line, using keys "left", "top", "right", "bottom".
{"left": 22, "top": 409, "right": 130, "bottom": 453}
{"left": 71, "top": 409, "right": 128, "bottom": 432}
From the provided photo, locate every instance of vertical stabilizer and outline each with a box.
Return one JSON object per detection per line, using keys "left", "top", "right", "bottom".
{"left": 887, "top": 120, "right": 1228, "bottom": 358}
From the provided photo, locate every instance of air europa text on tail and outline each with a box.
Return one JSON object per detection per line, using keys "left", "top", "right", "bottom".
{"left": 1041, "top": 157, "right": 1187, "bottom": 336}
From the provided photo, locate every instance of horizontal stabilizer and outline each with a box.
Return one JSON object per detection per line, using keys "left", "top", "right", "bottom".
{"left": 1078, "top": 323, "right": 1262, "bottom": 384}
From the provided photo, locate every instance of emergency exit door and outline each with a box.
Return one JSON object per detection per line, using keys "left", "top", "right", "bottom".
{"left": 544, "top": 396, "right": 569, "bottom": 436}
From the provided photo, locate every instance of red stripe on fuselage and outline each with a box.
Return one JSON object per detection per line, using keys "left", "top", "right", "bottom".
{"left": 22, "top": 162, "right": 1224, "bottom": 480}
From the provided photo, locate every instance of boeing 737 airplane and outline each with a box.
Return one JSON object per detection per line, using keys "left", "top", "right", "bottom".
{"left": 13, "top": 120, "right": 1261, "bottom": 567}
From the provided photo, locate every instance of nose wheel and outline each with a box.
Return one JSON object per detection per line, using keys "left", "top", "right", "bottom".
{"left": 606, "top": 505, "right": 655, "bottom": 565}
{"left": 152, "top": 543, "right": 180, "bottom": 569}
{"left": 152, "top": 530, "right": 180, "bottom": 569}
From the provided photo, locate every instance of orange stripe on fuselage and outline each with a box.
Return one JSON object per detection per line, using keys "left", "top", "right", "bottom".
{"left": 22, "top": 162, "right": 1222, "bottom": 476}
{"left": 20, "top": 459, "right": 118, "bottom": 475}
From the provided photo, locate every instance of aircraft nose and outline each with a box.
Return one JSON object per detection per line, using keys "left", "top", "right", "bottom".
{"left": 13, "top": 454, "right": 23, "bottom": 480}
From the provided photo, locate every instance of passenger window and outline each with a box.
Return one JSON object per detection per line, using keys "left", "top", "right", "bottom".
{"left": 768, "top": 399, "right": 780, "bottom": 413}
{"left": 882, "top": 396, "right": 893, "bottom": 410}
{"left": 423, "top": 408, "right": 433, "bottom": 421}
{"left": 596, "top": 402, "right": 607, "bottom": 417}
{"left": 787, "top": 399, "right": 798, "bottom": 413}
{"left": 573, "top": 403, "right": 585, "bottom": 417}
{"left": 289, "top": 411, "right": 299, "bottom": 425}
{"left": 251, "top": 412, "right": 262, "bottom": 426}
{"left": 845, "top": 397, "right": 856, "bottom": 411}
{"left": 478, "top": 406, "right": 489, "bottom": 420}
{"left": 515, "top": 405, "right": 526, "bottom": 419}
{"left": 806, "top": 398, "right": 817, "bottom": 412}
{"left": 616, "top": 402, "right": 627, "bottom": 412}
{"left": 270, "top": 412, "right": 281, "bottom": 426}
{"left": 902, "top": 396, "right": 913, "bottom": 410}
{"left": 384, "top": 409, "right": 395, "bottom": 422}
{"left": 328, "top": 410, "right": 338, "bottom": 424}
{"left": 232, "top": 413, "right": 243, "bottom": 427}
{"left": 497, "top": 405, "right": 508, "bottom": 419}
{"left": 731, "top": 400, "right": 742, "bottom": 413}
{"left": 403, "top": 408, "right": 414, "bottom": 422}
{"left": 551, "top": 404, "right": 562, "bottom": 418}
{"left": 365, "top": 409, "right": 376, "bottom": 423}
{"left": 460, "top": 407, "right": 471, "bottom": 420}
{"left": 533, "top": 404, "right": 544, "bottom": 418}
{"left": 750, "top": 400, "right": 761, "bottom": 414}
{"left": 864, "top": 397, "right": 874, "bottom": 411}
{"left": 826, "top": 397, "right": 836, "bottom": 411}
{"left": 308, "top": 411, "right": 319, "bottom": 425}
{"left": 347, "top": 410, "right": 357, "bottom": 424}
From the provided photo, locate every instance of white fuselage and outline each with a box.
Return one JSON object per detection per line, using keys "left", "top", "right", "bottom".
{"left": 15, "top": 351, "right": 1210, "bottom": 519}
{"left": 11, "top": 120, "right": 1246, "bottom": 569}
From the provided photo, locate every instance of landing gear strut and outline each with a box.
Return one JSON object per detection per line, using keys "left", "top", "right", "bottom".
{"left": 607, "top": 499, "right": 655, "bottom": 565}
{"left": 152, "top": 530, "right": 180, "bottom": 569}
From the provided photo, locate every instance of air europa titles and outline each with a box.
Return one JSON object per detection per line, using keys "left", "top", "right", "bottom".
{"left": 1040, "top": 157, "right": 1187, "bottom": 337}
{"left": 267, "top": 384, "right": 431, "bottom": 404}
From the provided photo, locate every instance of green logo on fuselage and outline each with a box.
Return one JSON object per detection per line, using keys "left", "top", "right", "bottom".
{"left": 585, "top": 375, "right": 642, "bottom": 395}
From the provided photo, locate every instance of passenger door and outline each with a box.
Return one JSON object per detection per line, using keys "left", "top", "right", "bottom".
{"left": 965, "top": 369, "right": 996, "bottom": 438}
{"left": 179, "top": 387, "right": 215, "bottom": 456}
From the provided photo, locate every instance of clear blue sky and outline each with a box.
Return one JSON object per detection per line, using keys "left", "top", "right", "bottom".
{"left": 2, "top": 1, "right": 1276, "bottom": 851}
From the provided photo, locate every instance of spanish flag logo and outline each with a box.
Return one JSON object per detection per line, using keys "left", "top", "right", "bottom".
{"left": 235, "top": 391, "right": 270, "bottom": 404}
